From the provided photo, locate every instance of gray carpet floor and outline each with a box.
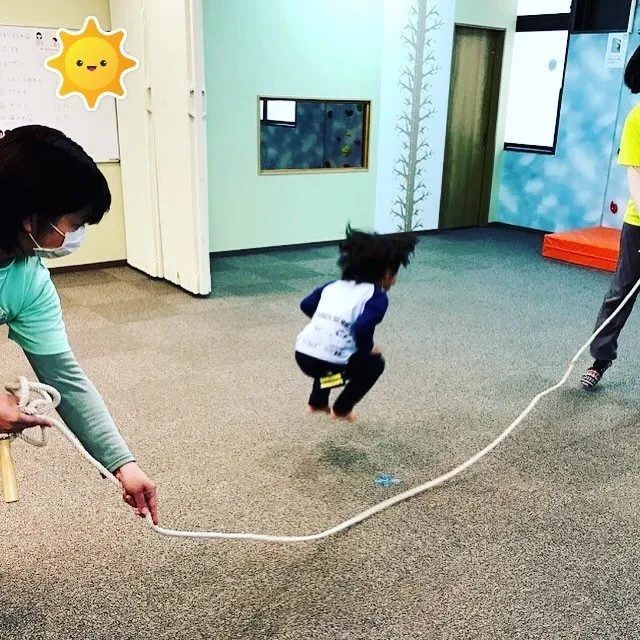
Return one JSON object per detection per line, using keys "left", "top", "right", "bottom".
{"left": 1, "top": 226, "right": 639, "bottom": 639}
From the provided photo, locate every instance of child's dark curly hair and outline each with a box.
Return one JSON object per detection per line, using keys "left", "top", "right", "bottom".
{"left": 338, "top": 225, "right": 418, "bottom": 283}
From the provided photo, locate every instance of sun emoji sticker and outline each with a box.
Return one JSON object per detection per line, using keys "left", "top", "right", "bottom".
{"left": 45, "top": 16, "right": 138, "bottom": 111}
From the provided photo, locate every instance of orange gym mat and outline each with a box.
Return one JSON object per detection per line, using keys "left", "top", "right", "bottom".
{"left": 542, "top": 226, "right": 621, "bottom": 272}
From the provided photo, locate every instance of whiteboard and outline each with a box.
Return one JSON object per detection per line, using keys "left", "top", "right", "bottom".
{"left": 0, "top": 25, "right": 119, "bottom": 162}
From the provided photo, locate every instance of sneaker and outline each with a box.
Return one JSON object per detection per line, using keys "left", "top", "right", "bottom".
{"left": 581, "top": 360, "right": 612, "bottom": 390}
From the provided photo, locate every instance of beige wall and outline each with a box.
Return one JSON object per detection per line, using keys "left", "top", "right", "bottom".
{"left": 455, "top": 0, "right": 518, "bottom": 222}
{"left": 1, "top": 0, "right": 127, "bottom": 267}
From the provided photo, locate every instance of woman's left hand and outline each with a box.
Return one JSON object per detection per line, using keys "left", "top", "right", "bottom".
{"left": 114, "top": 462, "right": 159, "bottom": 525}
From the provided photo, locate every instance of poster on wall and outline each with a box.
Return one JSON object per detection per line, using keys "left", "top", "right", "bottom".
{"left": 605, "top": 33, "right": 629, "bottom": 69}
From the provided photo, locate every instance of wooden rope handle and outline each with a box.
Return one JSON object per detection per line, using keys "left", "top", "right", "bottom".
{"left": 0, "top": 439, "right": 19, "bottom": 503}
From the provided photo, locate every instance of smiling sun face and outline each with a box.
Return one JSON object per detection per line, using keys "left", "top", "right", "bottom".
{"left": 45, "top": 16, "right": 138, "bottom": 110}
{"left": 66, "top": 37, "right": 120, "bottom": 91}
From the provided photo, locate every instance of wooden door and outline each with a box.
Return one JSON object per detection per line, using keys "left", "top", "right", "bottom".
{"left": 440, "top": 26, "right": 503, "bottom": 230}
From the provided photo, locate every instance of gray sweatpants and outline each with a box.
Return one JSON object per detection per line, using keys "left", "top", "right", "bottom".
{"left": 591, "top": 222, "right": 640, "bottom": 362}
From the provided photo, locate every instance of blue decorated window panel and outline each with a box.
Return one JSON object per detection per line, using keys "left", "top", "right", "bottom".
{"left": 259, "top": 98, "right": 370, "bottom": 172}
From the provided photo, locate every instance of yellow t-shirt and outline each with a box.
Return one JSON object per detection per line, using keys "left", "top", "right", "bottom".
{"left": 619, "top": 103, "right": 640, "bottom": 226}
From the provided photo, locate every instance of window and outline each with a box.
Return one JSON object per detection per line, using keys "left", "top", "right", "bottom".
{"left": 573, "top": 0, "right": 634, "bottom": 33}
{"left": 260, "top": 98, "right": 296, "bottom": 127}
{"left": 518, "top": 0, "right": 572, "bottom": 15}
{"left": 504, "top": 0, "right": 572, "bottom": 153}
{"left": 259, "top": 98, "right": 370, "bottom": 173}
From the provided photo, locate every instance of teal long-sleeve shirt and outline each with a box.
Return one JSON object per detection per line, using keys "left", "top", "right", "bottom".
{"left": 25, "top": 350, "right": 134, "bottom": 473}
{"left": 0, "top": 256, "right": 134, "bottom": 473}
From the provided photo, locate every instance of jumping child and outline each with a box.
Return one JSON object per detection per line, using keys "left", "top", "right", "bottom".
{"left": 295, "top": 225, "right": 417, "bottom": 420}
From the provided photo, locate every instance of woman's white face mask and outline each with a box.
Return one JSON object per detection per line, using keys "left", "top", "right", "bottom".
{"left": 30, "top": 223, "right": 86, "bottom": 259}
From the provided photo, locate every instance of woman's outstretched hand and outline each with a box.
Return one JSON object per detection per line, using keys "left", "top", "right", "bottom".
{"left": 114, "top": 462, "right": 159, "bottom": 525}
{"left": 0, "top": 393, "right": 52, "bottom": 434}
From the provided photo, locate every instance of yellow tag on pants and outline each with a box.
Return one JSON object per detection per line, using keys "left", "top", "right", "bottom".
{"left": 319, "top": 373, "right": 345, "bottom": 389}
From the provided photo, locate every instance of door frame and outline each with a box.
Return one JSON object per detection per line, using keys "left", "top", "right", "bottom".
{"left": 439, "top": 24, "right": 505, "bottom": 230}
{"left": 186, "top": 0, "right": 212, "bottom": 295}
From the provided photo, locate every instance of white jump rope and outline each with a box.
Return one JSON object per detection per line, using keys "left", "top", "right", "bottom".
{"left": 5, "top": 274, "right": 640, "bottom": 543}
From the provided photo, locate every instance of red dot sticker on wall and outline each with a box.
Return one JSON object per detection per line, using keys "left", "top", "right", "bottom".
{"left": 610, "top": 201, "right": 619, "bottom": 214}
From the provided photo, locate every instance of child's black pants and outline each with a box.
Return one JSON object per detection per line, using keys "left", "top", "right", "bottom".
{"left": 295, "top": 351, "right": 385, "bottom": 415}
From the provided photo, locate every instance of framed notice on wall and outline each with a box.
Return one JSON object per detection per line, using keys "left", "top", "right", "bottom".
{"left": 604, "top": 33, "right": 629, "bottom": 69}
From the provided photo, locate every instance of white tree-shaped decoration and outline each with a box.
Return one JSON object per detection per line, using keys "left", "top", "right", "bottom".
{"left": 392, "top": 0, "right": 442, "bottom": 232}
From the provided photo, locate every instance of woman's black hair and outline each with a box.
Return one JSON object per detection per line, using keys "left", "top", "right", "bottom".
{"left": 0, "top": 125, "right": 111, "bottom": 252}
{"left": 338, "top": 224, "right": 418, "bottom": 283}
{"left": 625, "top": 45, "right": 640, "bottom": 94}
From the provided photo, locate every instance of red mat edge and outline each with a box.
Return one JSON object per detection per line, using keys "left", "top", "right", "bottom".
{"left": 542, "top": 246, "right": 617, "bottom": 272}
{"left": 542, "top": 227, "right": 621, "bottom": 273}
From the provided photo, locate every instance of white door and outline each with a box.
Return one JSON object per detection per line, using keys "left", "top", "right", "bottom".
{"left": 109, "top": 0, "right": 163, "bottom": 278}
{"left": 110, "top": 0, "right": 211, "bottom": 295}
{"left": 145, "top": 0, "right": 211, "bottom": 295}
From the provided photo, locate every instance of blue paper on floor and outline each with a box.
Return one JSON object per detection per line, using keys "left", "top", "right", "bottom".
{"left": 374, "top": 474, "right": 403, "bottom": 488}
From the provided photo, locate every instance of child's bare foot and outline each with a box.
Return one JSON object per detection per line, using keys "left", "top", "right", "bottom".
{"left": 307, "top": 405, "right": 330, "bottom": 415}
{"left": 331, "top": 408, "right": 356, "bottom": 422}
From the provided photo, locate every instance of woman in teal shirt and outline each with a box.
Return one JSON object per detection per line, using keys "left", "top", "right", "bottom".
{"left": 0, "top": 125, "right": 158, "bottom": 524}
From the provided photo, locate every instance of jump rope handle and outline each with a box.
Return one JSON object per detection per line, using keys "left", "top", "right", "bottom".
{"left": 0, "top": 438, "right": 19, "bottom": 503}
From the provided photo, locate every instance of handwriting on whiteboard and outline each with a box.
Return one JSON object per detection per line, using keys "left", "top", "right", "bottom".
{"left": 0, "top": 23, "right": 119, "bottom": 161}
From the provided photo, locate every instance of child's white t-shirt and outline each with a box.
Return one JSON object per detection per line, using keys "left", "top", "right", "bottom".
{"left": 296, "top": 280, "right": 388, "bottom": 365}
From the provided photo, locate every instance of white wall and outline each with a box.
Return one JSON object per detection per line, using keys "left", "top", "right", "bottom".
{"left": 454, "top": 0, "right": 518, "bottom": 222}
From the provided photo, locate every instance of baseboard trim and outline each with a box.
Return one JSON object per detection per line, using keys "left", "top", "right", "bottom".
{"left": 210, "top": 229, "right": 441, "bottom": 259}
{"left": 49, "top": 259, "right": 128, "bottom": 274}
{"left": 488, "top": 222, "right": 547, "bottom": 235}
{"left": 211, "top": 239, "right": 340, "bottom": 259}
{"left": 209, "top": 224, "right": 541, "bottom": 259}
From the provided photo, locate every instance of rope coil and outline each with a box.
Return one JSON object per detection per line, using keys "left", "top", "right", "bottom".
{"left": 2, "top": 378, "right": 54, "bottom": 447}
{"left": 4, "top": 273, "right": 640, "bottom": 543}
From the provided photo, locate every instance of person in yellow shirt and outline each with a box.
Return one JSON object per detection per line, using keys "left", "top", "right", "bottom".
{"left": 583, "top": 48, "right": 640, "bottom": 389}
